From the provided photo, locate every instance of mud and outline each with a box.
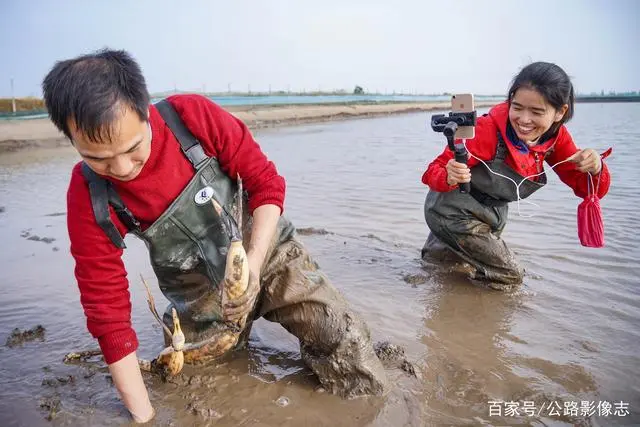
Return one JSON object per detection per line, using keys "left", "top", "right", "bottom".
{"left": 21, "top": 229, "right": 56, "bottom": 244}
{"left": 63, "top": 349, "right": 103, "bottom": 363}
{"left": 186, "top": 400, "right": 223, "bottom": 421}
{"left": 41, "top": 375, "right": 75, "bottom": 387}
{"left": 295, "top": 227, "right": 334, "bottom": 236}
{"left": 5, "top": 325, "right": 46, "bottom": 347}
{"left": 169, "top": 375, "right": 231, "bottom": 421}
{"left": 402, "top": 273, "right": 428, "bottom": 286}
{"left": 361, "top": 233, "right": 386, "bottom": 243}
{"left": 27, "top": 235, "right": 56, "bottom": 244}
{"left": 373, "top": 341, "right": 418, "bottom": 378}
{"left": 39, "top": 395, "right": 61, "bottom": 421}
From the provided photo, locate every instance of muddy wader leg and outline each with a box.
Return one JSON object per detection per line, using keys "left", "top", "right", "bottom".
{"left": 423, "top": 209, "right": 524, "bottom": 290}
{"left": 421, "top": 231, "right": 462, "bottom": 263}
{"left": 256, "top": 237, "right": 389, "bottom": 398}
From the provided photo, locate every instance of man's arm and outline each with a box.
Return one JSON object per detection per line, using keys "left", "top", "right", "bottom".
{"left": 67, "top": 165, "right": 153, "bottom": 423}
{"left": 246, "top": 204, "right": 281, "bottom": 276}
{"left": 109, "top": 353, "right": 154, "bottom": 423}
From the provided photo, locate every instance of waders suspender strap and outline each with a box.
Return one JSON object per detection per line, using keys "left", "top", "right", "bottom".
{"left": 82, "top": 99, "right": 209, "bottom": 248}
{"left": 81, "top": 163, "right": 140, "bottom": 249}
{"left": 155, "top": 100, "right": 208, "bottom": 168}
{"left": 495, "top": 132, "right": 508, "bottom": 162}
{"left": 468, "top": 132, "right": 510, "bottom": 207}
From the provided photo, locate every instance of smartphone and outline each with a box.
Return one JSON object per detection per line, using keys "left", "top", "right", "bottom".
{"left": 451, "top": 93, "right": 475, "bottom": 139}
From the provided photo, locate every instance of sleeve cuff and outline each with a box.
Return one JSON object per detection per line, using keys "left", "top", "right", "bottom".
{"left": 248, "top": 192, "right": 285, "bottom": 215}
{"left": 98, "top": 328, "right": 139, "bottom": 365}
{"left": 432, "top": 177, "right": 458, "bottom": 193}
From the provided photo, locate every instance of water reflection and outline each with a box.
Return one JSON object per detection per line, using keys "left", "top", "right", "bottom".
{"left": 418, "top": 258, "right": 600, "bottom": 426}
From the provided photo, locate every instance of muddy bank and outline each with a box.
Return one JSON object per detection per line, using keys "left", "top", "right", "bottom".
{"left": 0, "top": 100, "right": 497, "bottom": 153}
{"left": 228, "top": 101, "right": 497, "bottom": 129}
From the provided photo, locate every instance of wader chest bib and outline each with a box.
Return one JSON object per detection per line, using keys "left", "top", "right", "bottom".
{"left": 82, "top": 100, "right": 293, "bottom": 335}
{"left": 468, "top": 132, "right": 547, "bottom": 207}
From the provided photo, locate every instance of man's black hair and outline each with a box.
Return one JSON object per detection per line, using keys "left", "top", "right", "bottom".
{"left": 42, "top": 48, "right": 150, "bottom": 143}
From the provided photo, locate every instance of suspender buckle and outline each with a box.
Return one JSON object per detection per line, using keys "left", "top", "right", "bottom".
{"left": 185, "top": 144, "right": 208, "bottom": 169}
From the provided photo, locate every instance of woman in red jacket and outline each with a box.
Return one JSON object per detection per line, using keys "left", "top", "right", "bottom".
{"left": 421, "top": 62, "right": 611, "bottom": 290}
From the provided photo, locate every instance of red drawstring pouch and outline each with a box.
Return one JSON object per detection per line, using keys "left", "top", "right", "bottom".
{"left": 577, "top": 148, "right": 611, "bottom": 248}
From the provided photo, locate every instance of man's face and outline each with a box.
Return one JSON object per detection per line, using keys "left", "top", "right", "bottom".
{"left": 70, "top": 106, "right": 152, "bottom": 181}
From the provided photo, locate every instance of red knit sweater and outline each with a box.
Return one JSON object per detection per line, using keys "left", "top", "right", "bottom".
{"left": 66, "top": 94, "right": 286, "bottom": 364}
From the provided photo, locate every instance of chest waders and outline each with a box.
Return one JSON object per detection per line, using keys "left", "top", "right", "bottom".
{"left": 422, "top": 133, "right": 547, "bottom": 289}
{"left": 81, "top": 99, "right": 389, "bottom": 397}
{"left": 83, "top": 100, "right": 293, "bottom": 343}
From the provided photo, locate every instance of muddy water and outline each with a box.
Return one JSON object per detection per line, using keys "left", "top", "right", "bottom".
{"left": 1, "top": 103, "right": 639, "bottom": 426}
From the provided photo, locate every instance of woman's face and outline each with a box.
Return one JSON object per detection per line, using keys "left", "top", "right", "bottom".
{"left": 508, "top": 87, "right": 568, "bottom": 146}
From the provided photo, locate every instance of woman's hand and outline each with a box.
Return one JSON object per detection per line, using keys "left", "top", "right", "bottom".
{"left": 446, "top": 158, "right": 471, "bottom": 186}
{"left": 568, "top": 149, "right": 602, "bottom": 175}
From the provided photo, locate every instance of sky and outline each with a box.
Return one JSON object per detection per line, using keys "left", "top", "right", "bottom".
{"left": 1, "top": 0, "right": 638, "bottom": 97}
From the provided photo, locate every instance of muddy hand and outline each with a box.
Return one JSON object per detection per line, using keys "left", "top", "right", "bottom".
{"left": 224, "top": 271, "right": 259, "bottom": 324}
{"left": 568, "top": 148, "right": 602, "bottom": 174}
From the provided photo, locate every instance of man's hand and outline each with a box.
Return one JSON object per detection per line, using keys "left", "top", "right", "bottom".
{"left": 568, "top": 149, "right": 602, "bottom": 175}
{"left": 223, "top": 270, "right": 260, "bottom": 322}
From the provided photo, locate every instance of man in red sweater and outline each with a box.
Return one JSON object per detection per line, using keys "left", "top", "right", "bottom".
{"left": 42, "top": 48, "right": 388, "bottom": 423}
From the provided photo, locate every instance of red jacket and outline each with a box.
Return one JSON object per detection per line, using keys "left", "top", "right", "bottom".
{"left": 66, "top": 94, "right": 286, "bottom": 364}
{"left": 422, "top": 101, "right": 611, "bottom": 199}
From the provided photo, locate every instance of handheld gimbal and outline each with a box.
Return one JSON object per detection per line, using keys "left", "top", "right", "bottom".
{"left": 430, "top": 110, "right": 476, "bottom": 193}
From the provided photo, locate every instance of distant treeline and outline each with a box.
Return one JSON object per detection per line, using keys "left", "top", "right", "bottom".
{"left": 2, "top": 92, "right": 639, "bottom": 114}
{"left": 0, "top": 97, "right": 46, "bottom": 113}
{"left": 147, "top": 90, "right": 476, "bottom": 98}
{"left": 575, "top": 94, "right": 640, "bottom": 103}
